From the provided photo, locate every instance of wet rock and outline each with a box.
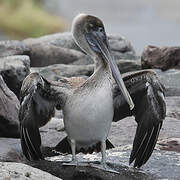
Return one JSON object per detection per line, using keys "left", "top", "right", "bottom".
{"left": 155, "top": 69, "right": 180, "bottom": 96}
{"left": 31, "top": 59, "right": 141, "bottom": 81}
{"left": 0, "top": 55, "right": 30, "bottom": 98}
{"left": 23, "top": 32, "right": 137, "bottom": 67}
{"left": 30, "top": 146, "right": 180, "bottom": 180}
{"left": 1, "top": 138, "right": 180, "bottom": 179}
{"left": 0, "top": 138, "right": 22, "bottom": 162}
{"left": 0, "top": 162, "right": 62, "bottom": 180}
{"left": 0, "top": 75, "right": 20, "bottom": 138}
{"left": 141, "top": 45, "right": 180, "bottom": 71}
{"left": 30, "top": 155, "right": 157, "bottom": 180}
{"left": 0, "top": 40, "right": 30, "bottom": 57}
{"left": 157, "top": 138, "right": 180, "bottom": 152}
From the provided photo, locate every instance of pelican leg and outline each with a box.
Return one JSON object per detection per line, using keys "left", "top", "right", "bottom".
{"left": 70, "top": 139, "right": 78, "bottom": 164}
{"left": 101, "top": 140, "right": 107, "bottom": 168}
{"left": 63, "top": 139, "right": 78, "bottom": 166}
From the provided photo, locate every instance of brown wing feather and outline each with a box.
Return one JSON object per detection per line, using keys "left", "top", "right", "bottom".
{"left": 113, "top": 70, "right": 166, "bottom": 168}
{"left": 19, "top": 73, "right": 69, "bottom": 160}
{"left": 62, "top": 77, "right": 86, "bottom": 88}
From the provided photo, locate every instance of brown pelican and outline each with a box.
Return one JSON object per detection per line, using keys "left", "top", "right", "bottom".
{"left": 19, "top": 14, "right": 166, "bottom": 168}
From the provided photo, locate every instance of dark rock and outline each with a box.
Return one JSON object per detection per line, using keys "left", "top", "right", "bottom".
{"left": 0, "top": 40, "right": 30, "bottom": 57}
{"left": 155, "top": 69, "right": 180, "bottom": 96}
{"left": 108, "top": 34, "right": 136, "bottom": 60}
{"left": 31, "top": 59, "right": 141, "bottom": 81}
{"left": 0, "top": 162, "right": 62, "bottom": 180}
{"left": 141, "top": 45, "right": 180, "bottom": 71}
{"left": 0, "top": 75, "right": 20, "bottom": 138}
{"left": 23, "top": 32, "right": 137, "bottom": 67}
{"left": 30, "top": 157, "right": 157, "bottom": 180}
{"left": 27, "top": 44, "right": 87, "bottom": 67}
{"left": 157, "top": 138, "right": 180, "bottom": 152}
{"left": 117, "top": 59, "right": 141, "bottom": 73}
{"left": 0, "top": 55, "right": 30, "bottom": 98}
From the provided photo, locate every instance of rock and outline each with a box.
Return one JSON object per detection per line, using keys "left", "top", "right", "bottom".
{"left": 0, "top": 75, "right": 20, "bottom": 138}
{"left": 31, "top": 63, "right": 93, "bottom": 81}
{"left": 155, "top": 69, "right": 180, "bottom": 96}
{"left": 31, "top": 59, "right": 141, "bottom": 81}
{"left": 0, "top": 55, "right": 30, "bottom": 98}
{"left": 165, "top": 96, "right": 180, "bottom": 119}
{"left": 108, "top": 34, "right": 136, "bottom": 60}
{"left": 27, "top": 44, "right": 87, "bottom": 67}
{"left": 30, "top": 154, "right": 157, "bottom": 180}
{"left": 116, "top": 59, "right": 141, "bottom": 73}
{"left": 23, "top": 32, "right": 137, "bottom": 67}
{"left": 0, "top": 40, "right": 30, "bottom": 57}
{"left": 141, "top": 45, "right": 180, "bottom": 71}
{"left": 0, "top": 138, "right": 22, "bottom": 162}
{"left": 0, "top": 162, "right": 62, "bottom": 180}
{"left": 157, "top": 138, "right": 180, "bottom": 152}
{"left": 30, "top": 146, "right": 180, "bottom": 180}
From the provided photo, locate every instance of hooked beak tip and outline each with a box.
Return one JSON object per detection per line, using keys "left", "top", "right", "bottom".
{"left": 130, "top": 103, "right": 135, "bottom": 110}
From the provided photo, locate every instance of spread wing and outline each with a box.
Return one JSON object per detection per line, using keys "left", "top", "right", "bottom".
{"left": 19, "top": 72, "right": 69, "bottom": 160}
{"left": 113, "top": 70, "right": 166, "bottom": 168}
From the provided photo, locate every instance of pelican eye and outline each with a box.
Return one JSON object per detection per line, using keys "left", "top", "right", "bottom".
{"left": 98, "top": 27, "right": 104, "bottom": 32}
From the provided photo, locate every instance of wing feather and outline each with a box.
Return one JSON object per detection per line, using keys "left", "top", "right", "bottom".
{"left": 19, "top": 73, "right": 67, "bottom": 161}
{"left": 113, "top": 70, "right": 166, "bottom": 168}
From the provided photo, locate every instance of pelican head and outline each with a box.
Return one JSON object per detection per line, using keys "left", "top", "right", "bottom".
{"left": 72, "top": 13, "right": 134, "bottom": 110}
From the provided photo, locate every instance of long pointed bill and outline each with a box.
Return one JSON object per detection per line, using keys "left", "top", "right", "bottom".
{"left": 85, "top": 31, "right": 134, "bottom": 110}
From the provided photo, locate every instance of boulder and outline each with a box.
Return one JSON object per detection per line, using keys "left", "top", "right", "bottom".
{"left": 0, "top": 138, "right": 22, "bottom": 162}
{"left": 30, "top": 145, "right": 180, "bottom": 180}
{"left": 0, "top": 162, "right": 62, "bottom": 180}
{"left": 158, "top": 138, "right": 180, "bottom": 152}
{"left": 30, "top": 154, "right": 157, "bottom": 180}
{"left": 26, "top": 43, "right": 87, "bottom": 67}
{"left": 141, "top": 45, "right": 180, "bottom": 71}
{"left": 0, "top": 75, "right": 20, "bottom": 138}
{"left": 0, "top": 55, "right": 30, "bottom": 98}
{"left": 31, "top": 63, "right": 93, "bottom": 81}
{"left": 23, "top": 32, "right": 137, "bottom": 67}
{"left": 117, "top": 59, "right": 141, "bottom": 73}
{"left": 0, "top": 40, "right": 30, "bottom": 57}
{"left": 155, "top": 69, "right": 180, "bottom": 96}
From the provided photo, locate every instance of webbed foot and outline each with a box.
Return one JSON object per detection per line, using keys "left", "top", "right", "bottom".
{"left": 89, "top": 162, "right": 119, "bottom": 173}
{"left": 62, "top": 159, "right": 79, "bottom": 166}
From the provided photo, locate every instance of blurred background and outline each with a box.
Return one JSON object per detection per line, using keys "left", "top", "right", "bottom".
{"left": 0, "top": 0, "right": 180, "bottom": 54}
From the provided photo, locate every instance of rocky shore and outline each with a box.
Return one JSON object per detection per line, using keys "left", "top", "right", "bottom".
{"left": 0, "top": 33, "right": 180, "bottom": 179}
